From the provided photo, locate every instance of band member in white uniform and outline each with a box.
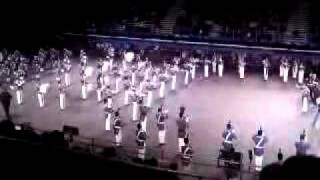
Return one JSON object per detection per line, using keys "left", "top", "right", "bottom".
{"left": 157, "top": 108, "right": 168, "bottom": 145}
{"left": 113, "top": 109, "right": 122, "bottom": 146}
{"left": 80, "top": 72, "right": 87, "bottom": 100}
{"left": 292, "top": 60, "right": 298, "bottom": 79}
{"left": 15, "top": 76, "right": 24, "bottom": 105}
{"left": 58, "top": 83, "right": 66, "bottom": 110}
{"left": 217, "top": 56, "right": 224, "bottom": 77}
{"left": 191, "top": 58, "right": 197, "bottom": 80}
{"left": 279, "top": 59, "right": 284, "bottom": 78}
{"left": 252, "top": 127, "right": 268, "bottom": 172}
{"left": 132, "top": 88, "right": 139, "bottom": 121}
{"left": 302, "top": 87, "right": 310, "bottom": 113}
{"left": 170, "top": 65, "right": 178, "bottom": 91}
{"left": 238, "top": 58, "right": 246, "bottom": 80}
{"left": 150, "top": 68, "right": 157, "bottom": 88}
{"left": 113, "top": 67, "right": 121, "bottom": 94}
{"left": 144, "top": 61, "right": 151, "bottom": 81}
{"left": 64, "top": 57, "right": 72, "bottom": 87}
{"left": 140, "top": 108, "right": 148, "bottom": 132}
{"left": 177, "top": 106, "right": 188, "bottom": 152}
{"left": 131, "top": 65, "right": 137, "bottom": 86}
{"left": 36, "top": 77, "right": 45, "bottom": 108}
{"left": 184, "top": 64, "right": 191, "bottom": 86}
{"left": 136, "top": 123, "right": 147, "bottom": 160}
{"left": 222, "top": 121, "right": 237, "bottom": 152}
{"left": 145, "top": 80, "right": 153, "bottom": 107}
{"left": 104, "top": 86, "right": 113, "bottom": 108}
{"left": 96, "top": 76, "right": 103, "bottom": 102}
{"left": 123, "top": 76, "right": 131, "bottom": 106}
{"left": 204, "top": 58, "right": 210, "bottom": 78}
{"left": 262, "top": 58, "right": 270, "bottom": 81}
{"left": 283, "top": 59, "right": 289, "bottom": 83}
{"left": 212, "top": 55, "right": 217, "bottom": 74}
{"left": 104, "top": 106, "right": 112, "bottom": 131}
{"left": 298, "top": 63, "right": 305, "bottom": 86}
{"left": 159, "top": 72, "right": 167, "bottom": 99}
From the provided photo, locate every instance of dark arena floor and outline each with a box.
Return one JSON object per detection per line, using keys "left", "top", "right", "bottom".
{"left": 2, "top": 58, "right": 320, "bottom": 179}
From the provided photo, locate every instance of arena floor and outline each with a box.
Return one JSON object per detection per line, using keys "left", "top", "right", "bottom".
{"left": 2, "top": 60, "right": 320, "bottom": 179}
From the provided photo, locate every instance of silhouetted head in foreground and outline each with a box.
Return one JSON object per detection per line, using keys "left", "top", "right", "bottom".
{"left": 260, "top": 155, "right": 320, "bottom": 180}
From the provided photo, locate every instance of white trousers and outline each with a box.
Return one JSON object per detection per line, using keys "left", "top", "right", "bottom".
{"left": 302, "top": 97, "right": 308, "bottom": 113}
{"left": 97, "top": 89, "right": 102, "bottom": 102}
{"left": 16, "top": 90, "right": 23, "bottom": 105}
{"left": 218, "top": 64, "right": 223, "bottom": 77}
{"left": 212, "top": 62, "right": 217, "bottom": 73}
{"left": 158, "top": 130, "right": 166, "bottom": 144}
{"left": 280, "top": 66, "right": 284, "bottom": 77}
{"left": 141, "top": 117, "right": 147, "bottom": 132}
{"left": 144, "top": 69, "right": 150, "bottom": 80}
{"left": 146, "top": 91, "right": 152, "bottom": 107}
{"left": 255, "top": 155, "right": 263, "bottom": 171}
{"left": 159, "top": 81, "right": 165, "bottom": 98}
{"left": 239, "top": 66, "right": 245, "bottom": 79}
{"left": 264, "top": 67, "right": 268, "bottom": 81}
{"left": 115, "top": 78, "right": 121, "bottom": 93}
{"left": 107, "top": 97, "right": 112, "bottom": 108}
{"left": 37, "top": 93, "right": 45, "bottom": 107}
{"left": 131, "top": 72, "right": 136, "bottom": 85}
{"left": 81, "top": 85, "right": 87, "bottom": 100}
{"left": 171, "top": 75, "right": 176, "bottom": 90}
{"left": 59, "top": 93, "right": 66, "bottom": 110}
{"left": 191, "top": 65, "right": 196, "bottom": 79}
{"left": 178, "top": 138, "right": 185, "bottom": 153}
{"left": 138, "top": 146, "right": 146, "bottom": 160}
{"left": 132, "top": 101, "right": 138, "bottom": 121}
{"left": 65, "top": 73, "right": 71, "bottom": 86}
{"left": 292, "top": 67, "right": 298, "bottom": 79}
{"left": 115, "top": 129, "right": 122, "bottom": 146}
{"left": 105, "top": 113, "right": 111, "bottom": 131}
{"left": 204, "top": 64, "right": 209, "bottom": 78}
{"left": 298, "top": 70, "right": 304, "bottom": 84}
{"left": 184, "top": 71, "right": 189, "bottom": 85}
{"left": 124, "top": 90, "right": 130, "bottom": 105}
{"left": 283, "top": 68, "right": 289, "bottom": 83}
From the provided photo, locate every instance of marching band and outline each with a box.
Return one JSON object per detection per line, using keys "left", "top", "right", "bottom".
{"left": 2, "top": 45, "right": 320, "bottom": 173}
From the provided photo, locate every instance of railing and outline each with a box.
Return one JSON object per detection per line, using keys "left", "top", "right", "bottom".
{"left": 63, "top": 32, "right": 320, "bottom": 55}
{"left": 84, "top": 23, "right": 320, "bottom": 49}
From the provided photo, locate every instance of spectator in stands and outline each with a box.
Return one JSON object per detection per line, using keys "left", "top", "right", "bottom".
{"left": 0, "top": 87, "right": 12, "bottom": 120}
